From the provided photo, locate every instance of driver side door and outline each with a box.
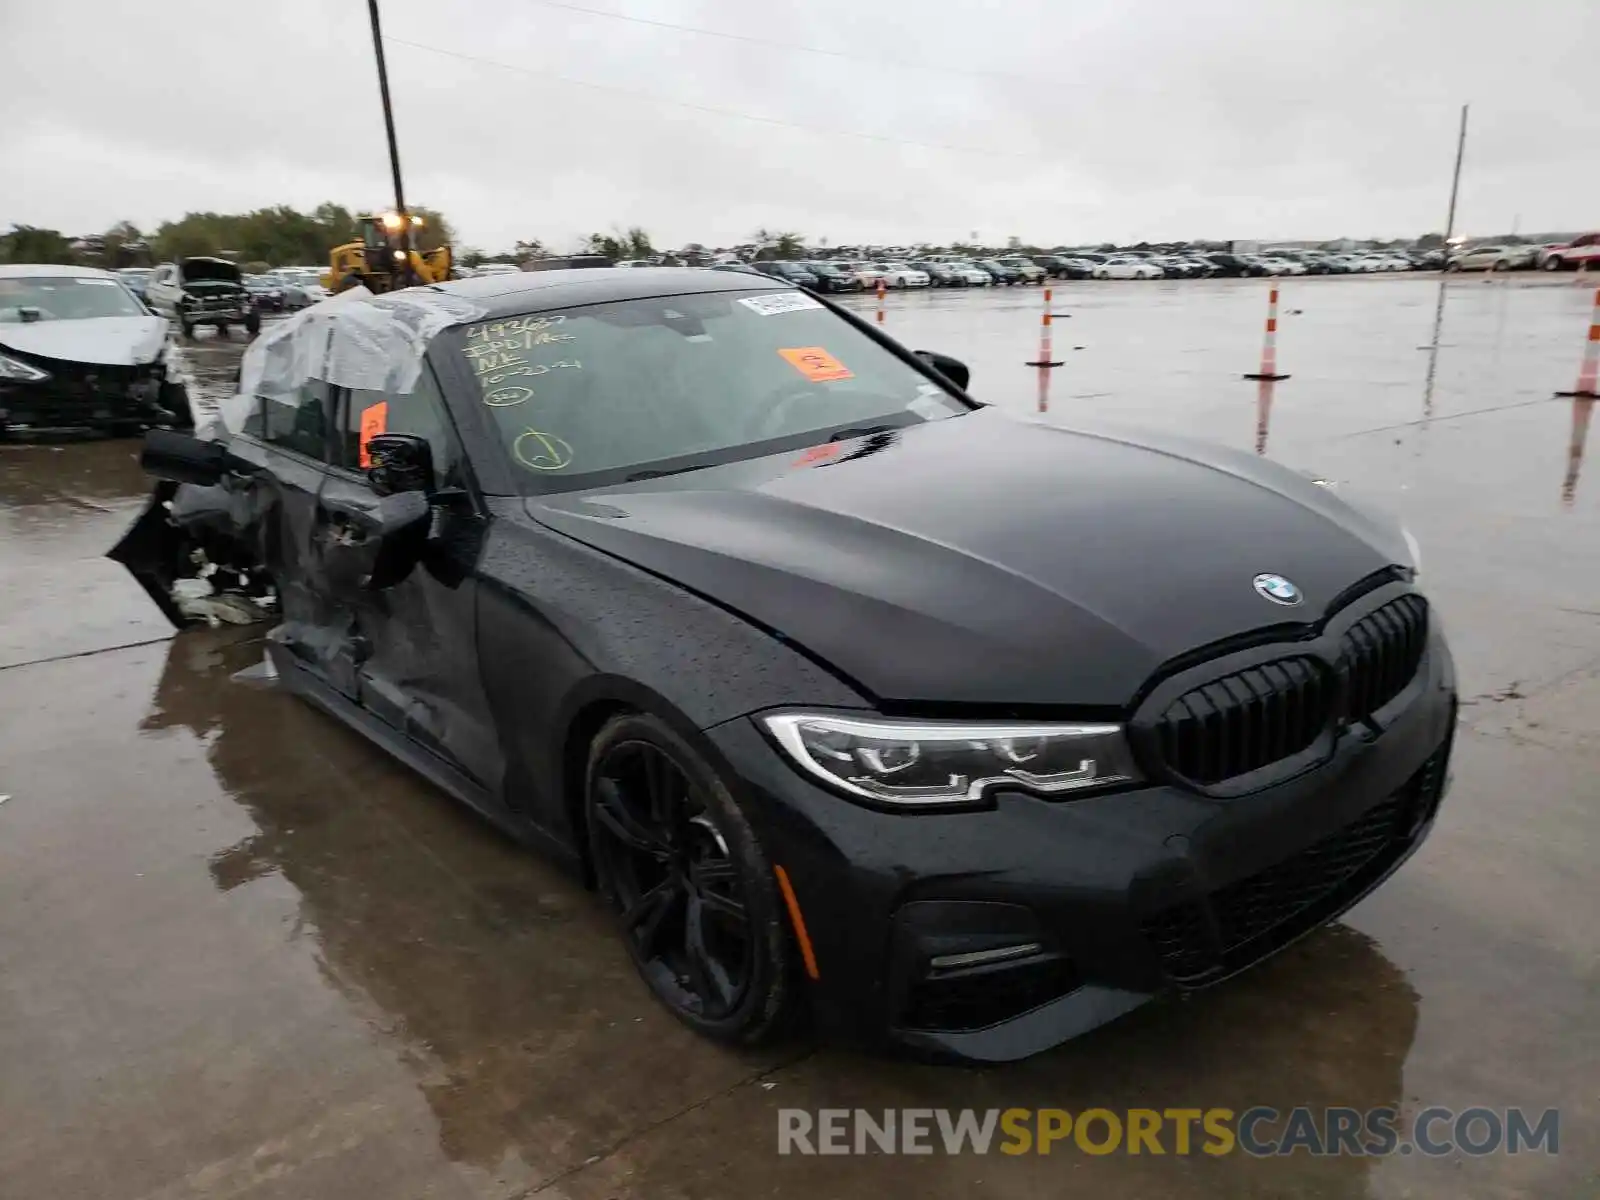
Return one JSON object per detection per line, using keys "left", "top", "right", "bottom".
{"left": 314, "top": 366, "right": 504, "bottom": 794}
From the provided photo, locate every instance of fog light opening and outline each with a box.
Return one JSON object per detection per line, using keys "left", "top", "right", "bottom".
{"left": 929, "top": 942, "right": 1045, "bottom": 972}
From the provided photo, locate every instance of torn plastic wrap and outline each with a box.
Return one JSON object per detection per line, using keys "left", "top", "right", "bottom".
{"left": 218, "top": 286, "right": 487, "bottom": 438}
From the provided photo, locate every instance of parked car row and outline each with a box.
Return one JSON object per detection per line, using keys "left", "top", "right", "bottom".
{"left": 713, "top": 256, "right": 1058, "bottom": 291}
{"left": 714, "top": 248, "right": 1466, "bottom": 289}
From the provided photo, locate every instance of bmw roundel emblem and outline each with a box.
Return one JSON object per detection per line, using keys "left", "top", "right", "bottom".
{"left": 1253, "top": 573, "right": 1303, "bottom": 606}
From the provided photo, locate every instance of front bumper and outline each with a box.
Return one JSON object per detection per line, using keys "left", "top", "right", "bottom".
{"left": 180, "top": 293, "right": 251, "bottom": 322}
{"left": 0, "top": 363, "right": 180, "bottom": 433}
{"left": 706, "top": 626, "right": 1456, "bottom": 1063}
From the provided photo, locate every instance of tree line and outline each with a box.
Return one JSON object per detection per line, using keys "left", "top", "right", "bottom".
{"left": 0, "top": 203, "right": 457, "bottom": 272}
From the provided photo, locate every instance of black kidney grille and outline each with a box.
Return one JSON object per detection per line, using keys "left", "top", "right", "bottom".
{"left": 1340, "top": 594, "right": 1428, "bottom": 721}
{"left": 1151, "top": 595, "right": 1430, "bottom": 788}
{"left": 1154, "top": 656, "right": 1328, "bottom": 785}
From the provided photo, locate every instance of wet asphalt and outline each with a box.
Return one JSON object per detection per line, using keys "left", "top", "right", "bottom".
{"left": 0, "top": 275, "right": 1595, "bottom": 1199}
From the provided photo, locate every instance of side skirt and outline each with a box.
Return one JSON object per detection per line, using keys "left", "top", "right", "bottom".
{"left": 268, "top": 643, "right": 584, "bottom": 876}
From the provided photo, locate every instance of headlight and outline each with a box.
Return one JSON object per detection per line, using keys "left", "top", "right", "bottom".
{"left": 0, "top": 352, "right": 50, "bottom": 383}
{"left": 761, "top": 713, "right": 1141, "bottom": 809}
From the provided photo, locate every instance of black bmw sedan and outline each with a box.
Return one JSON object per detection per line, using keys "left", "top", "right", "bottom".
{"left": 113, "top": 269, "right": 1455, "bottom": 1063}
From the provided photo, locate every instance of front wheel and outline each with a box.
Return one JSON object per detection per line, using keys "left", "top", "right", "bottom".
{"left": 586, "top": 712, "right": 796, "bottom": 1045}
{"left": 159, "top": 381, "right": 194, "bottom": 429}
{"left": 1542, "top": 257, "right": 1563, "bottom": 272}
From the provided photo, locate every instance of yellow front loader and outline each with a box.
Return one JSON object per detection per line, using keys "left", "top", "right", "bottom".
{"left": 324, "top": 212, "right": 452, "bottom": 293}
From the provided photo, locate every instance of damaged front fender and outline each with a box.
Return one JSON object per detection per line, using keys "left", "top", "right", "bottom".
{"left": 108, "top": 458, "right": 278, "bottom": 629}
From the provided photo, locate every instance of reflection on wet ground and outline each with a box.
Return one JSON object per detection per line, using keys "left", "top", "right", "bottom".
{"left": 1, "top": 281, "right": 1596, "bottom": 1198}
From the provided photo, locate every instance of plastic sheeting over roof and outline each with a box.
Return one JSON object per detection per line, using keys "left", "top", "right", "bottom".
{"left": 220, "top": 287, "right": 486, "bottom": 436}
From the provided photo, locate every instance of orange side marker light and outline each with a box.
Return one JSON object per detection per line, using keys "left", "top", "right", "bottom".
{"left": 773, "top": 865, "right": 820, "bottom": 980}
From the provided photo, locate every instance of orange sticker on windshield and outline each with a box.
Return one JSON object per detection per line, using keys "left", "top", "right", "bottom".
{"left": 358, "top": 401, "right": 388, "bottom": 467}
{"left": 778, "top": 347, "right": 853, "bottom": 383}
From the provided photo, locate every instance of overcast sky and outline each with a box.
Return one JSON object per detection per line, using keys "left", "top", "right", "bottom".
{"left": 3, "top": 0, "right": 1597, "bottom": 252}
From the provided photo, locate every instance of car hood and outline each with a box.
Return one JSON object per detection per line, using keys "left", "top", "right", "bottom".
{"left": 527, "top": 409, "right": 1409, "bottom": 708}
{"left": 0, "top": 315, "right": 169, "bottom": 367}
{"left": 180, "top": 257, "right": 243, "bottom": 283}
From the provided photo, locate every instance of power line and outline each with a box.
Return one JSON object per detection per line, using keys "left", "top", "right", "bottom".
{"left": 384, "top": 37, "right": 1035, "bottom": 159}
{"left": 520, "top": 0, "right": 1046, "bottom": 85}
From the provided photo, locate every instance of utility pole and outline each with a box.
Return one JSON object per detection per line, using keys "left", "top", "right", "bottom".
{"left": 1421, "top": 104, "right": 1469, "bottom": 359}
{"left": 1441, "top": 104, "right": 1468, "bottom": 248}
{"left": 368, "top": 0, "right": 406, "bottom": 220}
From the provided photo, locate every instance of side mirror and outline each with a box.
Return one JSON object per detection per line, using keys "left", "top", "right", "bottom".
{"left": 365, "top": 433, "right": 433, "bottom": 497}
{"left": 914, "top": 349, "right": 970, "bottom": 392}
{"left": 140, "top": 428, "right": 254, "bottom": 486}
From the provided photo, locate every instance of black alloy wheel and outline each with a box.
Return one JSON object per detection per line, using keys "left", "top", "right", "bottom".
{"left": 586, "top": 713, "right": 794, "bottom": 1043}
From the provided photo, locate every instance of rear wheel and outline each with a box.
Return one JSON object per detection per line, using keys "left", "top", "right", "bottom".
{"left": 1542, "top": 256, "right": 1564, "bottom": 272}
{"left": 245, "top": 310, "right": 261, "bottom": 335}
{"left": 586, "top": 713, "right": 795, "bottom": 1045}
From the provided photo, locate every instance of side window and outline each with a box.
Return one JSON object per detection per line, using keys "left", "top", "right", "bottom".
{"left": 260, "top": 379, "right": 332, "bottom": 459}
{"left": 337, "top": 366, "right": 463, "bottom": 491}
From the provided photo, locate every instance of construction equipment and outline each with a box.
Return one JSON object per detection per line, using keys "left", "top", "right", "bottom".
{"left": 323, "top": 212, "right": 453, "bottom": 294}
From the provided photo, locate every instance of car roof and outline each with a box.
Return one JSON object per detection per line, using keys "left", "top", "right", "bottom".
{"left": 0, "top": 263, "right": 118, "bottom": 280}
{"left": 382, "top": 267, "right": 799, "bottom": 322}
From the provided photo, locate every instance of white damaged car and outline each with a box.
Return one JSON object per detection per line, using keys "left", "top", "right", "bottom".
{"left": 0, "top": 264, "right": 191, "bottom": 435}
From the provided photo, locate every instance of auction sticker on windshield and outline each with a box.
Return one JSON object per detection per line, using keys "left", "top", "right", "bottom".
{"left": 778, "top": 347, "right": 853, "bottom": 382}
{"left": 738, "top": 292, "right": 822, "bottom": 316}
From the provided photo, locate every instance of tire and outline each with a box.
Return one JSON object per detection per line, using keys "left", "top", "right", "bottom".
{"left": 586, "top": 712, "right": 795, "bottom": 1046}
{"left": 1445, "top": 262, "right": 1460, "bottom": 272}
{"left": 215, "top": 322, "right": 229, "bottom": 337}
{"left": 180, "top": 318, "right": 195, "bottom": 338}
{"left": 246, "top": 310, "right": 261, "bottom": 335}
{"left": 159, "top": 381, "right": 194, "bottom": 429}
{"left": 1492, "top": 261, "right": 1509, "bottom": 272}
{"left": 1542, "top": 257, "right": 1563, "bottom": 272}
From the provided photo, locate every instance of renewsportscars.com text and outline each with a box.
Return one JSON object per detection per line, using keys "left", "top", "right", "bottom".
{"left": 777, "top": 1106, "right": 1560, "bottom": 1158}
